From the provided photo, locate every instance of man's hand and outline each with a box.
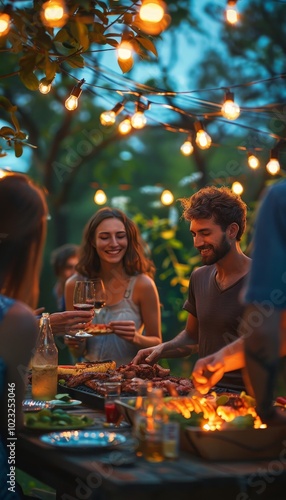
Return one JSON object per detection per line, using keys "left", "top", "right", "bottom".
{"left": 50, "top": 310, "right": 94, "bottom": 335}
{"left": 132, "top": 345, "right": 163, "bottom": 365}
{"left": 192, "top": 353, "right": 225, "bottom": 394}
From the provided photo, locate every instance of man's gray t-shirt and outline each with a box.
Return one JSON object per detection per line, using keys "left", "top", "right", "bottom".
{"left": 183, "top": 265, "right": 248, "bottom": 390}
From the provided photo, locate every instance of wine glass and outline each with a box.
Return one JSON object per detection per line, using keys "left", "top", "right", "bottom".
{"left": 73, "top": 280, "right": 96, "bottom": 338}
{"left": 93, "top": 278, "right": 107, "bottom": 316}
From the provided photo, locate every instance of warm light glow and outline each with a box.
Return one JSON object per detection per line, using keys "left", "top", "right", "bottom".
{"left": 100, "top": 110, "right": 116, "bottom": 126}
{"left": 266, "top": 158, "right": 280, "bottom": 175}
{"left": 226, "top": 1, "right": 238, "bottom": 24}
{"left": 94, "top": 189, "right": 107, "bottom": 205}
{"left": 39, "top": 79, "right": 52, "bottom": 95}
{"left": 0, "top": 13, "right": 10, "bottom": 36}
{"left": 180, "top": 139, "right": 194, "bottom": 156}
{"left": 248, "top": 154, "right": 260, "bottom": 169}
{"left": 139, "top": 1, "right": 165, "bottom": 23}
{"left": 161, "top": 189, "right": 174, "bottom": 206}
{"left": 117, "top": 41, "right": 133, "bottom": 61}
{"left": 0, "top": 169, "right": 8, "bottom": 178}
{"left": 232, "top": 181, "right": 243, "bottom": 195}
{"left": 131, "top": 111, "right": 147, "bottom": 129}
{"left": 118, "top": 118, "right": 132, "bottom": 135}
{"left": 41, "top": 0, "right": 68, "bottom": 28}
{"left": 221, "top": 99, "right": 240, "bottom": 120}
{"left": 195, "top": 130, "right": 212, "bottom": 150}
{"left": 65, "top": 95, "right": 79, "bottom": 111}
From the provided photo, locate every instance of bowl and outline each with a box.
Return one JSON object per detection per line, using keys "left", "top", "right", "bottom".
{"left": 183, "top": 425, "right": 286, "bottom": 461}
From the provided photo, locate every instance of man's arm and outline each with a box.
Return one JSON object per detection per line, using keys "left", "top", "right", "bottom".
{"left": 132, "top": 313, "right": 198, "bottom": 365}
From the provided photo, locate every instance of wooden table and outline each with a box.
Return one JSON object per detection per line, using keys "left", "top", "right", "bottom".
{"left": 16, "top": 405, "right": 286, "bottom": 500}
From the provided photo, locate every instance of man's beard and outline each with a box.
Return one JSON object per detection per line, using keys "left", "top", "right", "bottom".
{"left": 199, "top": 233, "right": 231, "bottom": 265}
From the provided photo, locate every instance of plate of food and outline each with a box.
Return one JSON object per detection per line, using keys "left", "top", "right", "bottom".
{"left": 40, "top": 430, "right": 127, "bottom": 449}
{"left": 85, "top": 324, "right": 113, "bottom": 336}
{"left": 48, "top": 393, "right": 82, "bottom": 408}
{"left": 24, "top": 408, "right": 93, "bottom": 431}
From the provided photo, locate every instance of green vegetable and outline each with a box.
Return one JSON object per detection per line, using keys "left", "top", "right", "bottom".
{"left": 54, "top": 393, "right": 71, "bottom": 402}
{"left": 225, "top": 414, "right": 255, "bottom": 429}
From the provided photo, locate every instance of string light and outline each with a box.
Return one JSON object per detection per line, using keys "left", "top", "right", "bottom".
{"left": 65, "top": 79, "right": 85, "bottom": 111}
{"left": 180, "top": 137, "right": 194, "bottom": 156}
{"left": 225, "top": 0, "right": 238, "bottom": 25}
{"left": 100, "top": 102, "right": 125, "bottom": 126}
{"left": 161, "top": 189, "right": 174, "bottom": 206}
{"left": 0, "top": 13, "right": 10, "bottom": 36}
{"left": 221, "top": 91, "right": 240, "bottom": 120}
{"left": 232, "top": 181, "right": 243, "bottom": 195}
{"left": 94, "top": 189, "right": 107, "bottom": 205}
{"left": 118, "top": 117, "right": 132, "bottom": 135}
{"left": 248, "top": 153, "right": 260, "bottom": 169}
{"left": 194, "top": 121, "right": 212, "bottom": 150}
{"left": 40, "top": 0, "right": 68, "bottom": 28}
{"left": 117, "top": 41, "right": 133, "bottom": 61}
{"left": 266, "top": 150, "right": 280, "bottom": 175}
{"left": 39, "top": 77, "right": 54, "bottom": 95}
{"left": 131, "top": 100, "right": 150, "bottom": 129}
{"left": 139, "top": 1, "right": 165, "bottom": 23}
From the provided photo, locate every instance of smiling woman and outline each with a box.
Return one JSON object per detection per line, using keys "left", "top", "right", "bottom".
{"left": 64, "top": 207, "right": 162, "bottom": 367}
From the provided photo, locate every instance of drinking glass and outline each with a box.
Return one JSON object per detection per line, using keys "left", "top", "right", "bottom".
{"left": 73, "top": 280, "right": 96, "bottom": 338}
{"left": 92, "top": 278, "right": 107, "bottom": 315}
{"left": 103, "top": 382, "right": 121, "bottom": 425}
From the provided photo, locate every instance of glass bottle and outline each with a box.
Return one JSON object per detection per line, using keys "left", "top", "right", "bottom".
{"left": 31, "top": 313, "right": 58, "bottom": 401}
{"left": 133, "top": 382, "right": 152, "bottom": 457}
{"left": 144, "top": 387, "right": 165, "bottom": 463}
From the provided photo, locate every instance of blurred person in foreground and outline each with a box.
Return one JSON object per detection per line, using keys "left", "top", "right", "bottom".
{"left": 192, "top": 180, "right": 286, "bottom": 423}
{"left": 0, "top": 172, "right": 47, "bottom": 498}
{"left": 65, "top": 207, "right": 162, "bottom": 367}
{"left": 133, "top": 186, "right": 251, "bottom": 392}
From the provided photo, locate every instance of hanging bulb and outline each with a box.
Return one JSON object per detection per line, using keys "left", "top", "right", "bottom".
{"left": 180, "top": 138, "right": 194, "bottom": 156}
{"left": 248, "top": 153, "right": 260, "bottom": 169}
{"left": 221, "top": 91, "right": 240, "bottom": 120}
{"left": 65, "top": 79, "right": 84, "bottom": 111}
{"left": 100, "top": 102, "right": 125, "bottom": 126}
{"left": 139, "top": 1, "right": 165, "bottom": 23}
{"left": 41, "top": 0, "right": 68, "bottom": 28}
{"left": 0, "top": 13, "right": 10, "bottom": 36}
{"left": 232, "top": 181, "right": 243, "bottom": 195}
{"left": 118, "top": 117, "right": 132, "bottom": 135}
{"left": 94, "top": 189, "right": 107, "bottom": 205}
{"left": 194, "top": 121, "right": 212, "bottom": 150}
{"left": 131, "top": 111, "right": 147, "bottom": 129}
{"left": 266, "top": 150, "right": 280, "bottom": 175}
{"left": 161, "top": 189, "right": 174, "bottom": 206}
{"left": 225, "top": 0, "right": 238, "bottom": 25}
{"left": 39, "top": 78, "right": 53, "bottom": 94}
{"left": 117, "top": 41, "right": 133, "bottom": 61}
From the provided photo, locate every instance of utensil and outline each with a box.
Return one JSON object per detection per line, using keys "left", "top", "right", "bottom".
{"left": 22, "top": 400, "right": 54, "bottom": 412}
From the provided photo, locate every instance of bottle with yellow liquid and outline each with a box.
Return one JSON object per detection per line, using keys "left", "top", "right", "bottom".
{"left": 32, "top": 313, "right": 58, "bottom": 401}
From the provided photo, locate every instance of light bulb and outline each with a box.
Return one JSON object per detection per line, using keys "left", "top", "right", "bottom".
{"left": 39, "top": 79, "right": 52, "bottom": 94}
{"left": 140, "top": 1, "right": 165, "bottom": 23}
{"left": 195, "top": 130, "right": 212, "bottom": 150}
{"left": 226, "top": 1, "right": 238, "bottom": 24}
{"left": 94, "top": 189, "right": 107, "bottom": 205}
{"left": 100, "top": 110, "right": 116, "bottom": 126}
{"left": 180, "top": 140, "right": 194, "bottom": 156}
{"left": 221, "top": 99, "right": 240, "bottom": 120}
{"left": 131, "top": 111, "right": 147, "bottom": 129}
{"left": 0, "top": 13, "right": 10, "bottom": 36}
{"left": 232, "top": 181, "right": 243, "bottom": 195}
{"left": 118, "top": 118, "right": 132, "bottom": 135}
{"left": 65, "top": 95, "right": 79, "bottom": 111}
{"left": 161, "top": 189, "right": 174, "bottom": 206}
{"left": 41, "top": 0, "right": 68, "bottom": 28}
{"left": 248, "top": 154, "right": 260, "bottom": 169}
{"left": 266, "top": 158, "right": 280, "bottom": 175}
{"left": 117, "top": 41, "right": 133, "bottom": 61}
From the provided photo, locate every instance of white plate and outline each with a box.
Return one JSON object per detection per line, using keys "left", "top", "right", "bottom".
{"left": 49, "top": 399, "right": 82, "bottom": 407}
{"left": 40, "top": 430, "right": 127, "bottom": 449}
